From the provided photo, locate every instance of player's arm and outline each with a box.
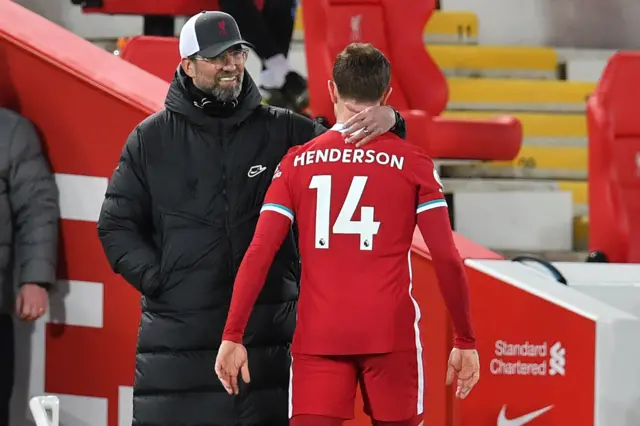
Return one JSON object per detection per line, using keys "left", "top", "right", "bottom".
{"left": 222, "top": 153, "right": 297, "bottom": 343}
{"left": 412, "top": 154, "right": 476, "bottom": 350}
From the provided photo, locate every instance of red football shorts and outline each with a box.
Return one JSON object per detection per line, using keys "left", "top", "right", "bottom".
{"left": 288, "top": 350, "right": 425, "bottom": 422}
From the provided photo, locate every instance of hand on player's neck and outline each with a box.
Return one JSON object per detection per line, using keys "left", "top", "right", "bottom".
{"left": 335, "top": 98, "right": 381, "bottom": 125}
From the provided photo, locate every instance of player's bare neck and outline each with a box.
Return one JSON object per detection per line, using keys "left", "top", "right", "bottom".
{"left": 335, "top": 98, "right": 381, "bottom": 124}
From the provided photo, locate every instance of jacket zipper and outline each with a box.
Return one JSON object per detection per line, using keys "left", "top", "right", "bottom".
{"left": 218, "top": 127, "right": 236, "bottom": 289}
{"left": 218, "top": 128, "right": 242, "bottom": 411}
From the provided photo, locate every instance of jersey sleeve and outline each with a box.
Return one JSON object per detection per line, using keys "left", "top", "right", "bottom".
{"left": 259, "top": 147, "right": 299, "bottom": 222}
{"left": 409, "top": 148, "right": 476, "bottom": 349}
{"left": 412, "top": 150, "right": 448, "bottom": 215}
{"left": 222, "top": 148, "right": 299, "bottom": 343}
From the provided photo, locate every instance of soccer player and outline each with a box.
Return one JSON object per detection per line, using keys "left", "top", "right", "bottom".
{"left": 215, "top": 43, "right": 479, "bottom": 426}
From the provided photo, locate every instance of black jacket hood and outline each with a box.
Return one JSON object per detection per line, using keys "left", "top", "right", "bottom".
{"left": 164, "top": 66, "right": 262, "bottom": 128}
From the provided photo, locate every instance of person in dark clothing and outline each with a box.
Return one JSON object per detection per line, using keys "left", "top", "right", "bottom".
{"left": 138, "top": 0, "right": 306, "bottom": 112}
{"left": 97, "top": 11, "right": 405, "bottom": 426}
{"left": 217, "top": 0, "right": 308, "bottom": 112}
{"left": 0, "top": 109, "right": 59, "bottom": 426}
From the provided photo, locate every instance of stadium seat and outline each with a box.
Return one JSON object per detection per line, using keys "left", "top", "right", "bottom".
{"left": 79, "top": 0, "right": 219, "bottom": 16}
{"left": 301, "top": 0, "right": 522, "bottom": 160}
{"left": 587, "top": 51, "right": 640, "bottom": 263}
{"left": 78, "top": 0, "right": 264, "bottom": 16}
{"left": 119, "top": 36, "right": 180, "bottom": 82}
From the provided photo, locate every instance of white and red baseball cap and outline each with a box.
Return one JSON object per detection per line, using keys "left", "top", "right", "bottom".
{"left": 179, "top": 11, "right": 254, "bottom": 59}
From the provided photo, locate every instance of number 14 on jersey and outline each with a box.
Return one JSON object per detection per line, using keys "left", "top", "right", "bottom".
{"left": 309, "top": 175, "right": 381, "bottom": 251}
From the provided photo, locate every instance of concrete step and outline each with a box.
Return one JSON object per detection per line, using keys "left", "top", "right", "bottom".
{"left": 443, "top": 178, "right": 589, "bottom": 251}
{"left": 429, "top": 45, "right": 558, "bottom": 79}
{"left": 555, "top": 48, "right": 617, "bottom": 63}
{"left": 557, "top": 48, "right": 614, "bottom": 83}
{"left": 446, "top": 78, "right": 595, "bottom": 113}
{"left": 293, "top": 9, "right": 479, "bottom": 45}
{"left": 491, "top": 144, "right": 587, "bottom": 173}
{"left": 441, "top": 177, "right": 586, "bottom": 213}
{"left": 450, "top": 190, "right": 574, "bottom": 252}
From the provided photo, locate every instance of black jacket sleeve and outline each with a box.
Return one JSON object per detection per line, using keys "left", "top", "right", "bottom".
{"left": 8, "top": 116, "right": 59, "bottom": 288}
{"left": 389, "top": 108, "right": 407, "bottom": 140}
{"left": 97, "top": 127, "right": 161, "bottom": 295}
{"left": 287, "top": 108, "right": 407, "bottom": 146}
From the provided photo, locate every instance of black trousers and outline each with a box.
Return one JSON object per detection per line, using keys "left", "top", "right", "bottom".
{"left": 218, "top": 0, "right": 296, "bottom": 61}
{"left": 0, "top": 314, "right": 13, "bottom": 426}
{"left": 143, "top": 15, "right": 175, "bottom": 37}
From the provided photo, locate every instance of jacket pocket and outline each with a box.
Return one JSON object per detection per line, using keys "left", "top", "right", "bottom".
{"left": 155, "top": 210, "right": 216, "bottom": 296}
{"left": 140, "top": 264, "right": 163, "bottom": 297}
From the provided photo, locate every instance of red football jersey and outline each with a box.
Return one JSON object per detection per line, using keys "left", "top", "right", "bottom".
{"left": 223, "top": 124, "right": 475, "bottom": 355}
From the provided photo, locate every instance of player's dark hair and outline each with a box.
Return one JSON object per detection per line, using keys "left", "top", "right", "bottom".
{"left": 332, "top": 43, "right": 391, "bottom": 103}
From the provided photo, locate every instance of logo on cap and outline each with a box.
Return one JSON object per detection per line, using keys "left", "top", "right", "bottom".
{"left": 218, "top": 20, "right": 227, "bottom": 36}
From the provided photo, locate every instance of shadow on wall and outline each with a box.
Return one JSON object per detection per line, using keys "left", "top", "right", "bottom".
{"left": 540, "top": 0, "right": 636, "bottom": 49}
{"left": 444, "top": 0, "right": 640, "bottom": 49}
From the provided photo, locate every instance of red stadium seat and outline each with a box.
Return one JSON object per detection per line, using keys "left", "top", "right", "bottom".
{"left": 587, "top": 51, "right": 640, "bottom": 263}
{"left": 119, "top": 36, "right": 180, "bottom": 82}
{"left": 80, "top": 0, "right": 264, "bottom": 16}
{"left": 81, "top": 0, "right": 217, "bottom": 16}
{"left": 301, "top": 0, "right": 522, "bottom": 160}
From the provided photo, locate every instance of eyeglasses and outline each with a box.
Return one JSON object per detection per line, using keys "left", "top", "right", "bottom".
{"left": 193, "top": 48, "right": 249, "bottom": 68}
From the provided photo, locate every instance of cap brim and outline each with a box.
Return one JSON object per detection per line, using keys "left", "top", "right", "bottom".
{"left": 196, "top": 39, "right": 255, "bottom": 58}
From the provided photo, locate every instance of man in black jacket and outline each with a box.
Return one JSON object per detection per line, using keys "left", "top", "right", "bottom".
{"left": 97, "top": 11, "right": 406, "bottom": 426}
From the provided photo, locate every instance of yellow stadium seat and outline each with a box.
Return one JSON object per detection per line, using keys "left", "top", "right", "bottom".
{"left": 428, "top": 45, "right": 557, "bottom": 78}
{"left": 424, "top": 11, "right": 478, "bottom": 44}
{"left": 491, "top": 146, "right": 587, "bottom": 172}
{"left": 442, "top": 111, "right": 586, "bottom": 138}
{"left": 446, "top": 78, "right": 595, "bottom": 112}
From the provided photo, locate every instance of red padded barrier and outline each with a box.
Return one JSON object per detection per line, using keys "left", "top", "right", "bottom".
{"left": 301, "top": 0, "right": 522, "bottom": 161}
{"left": 587, "top": 51, "right": 640, "bottom": 263}
{"left": 0, "top": 3, "right": 502, "bottom": 426}
{"left": 0, "top": 3, "right": 166, "bottom": 176}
